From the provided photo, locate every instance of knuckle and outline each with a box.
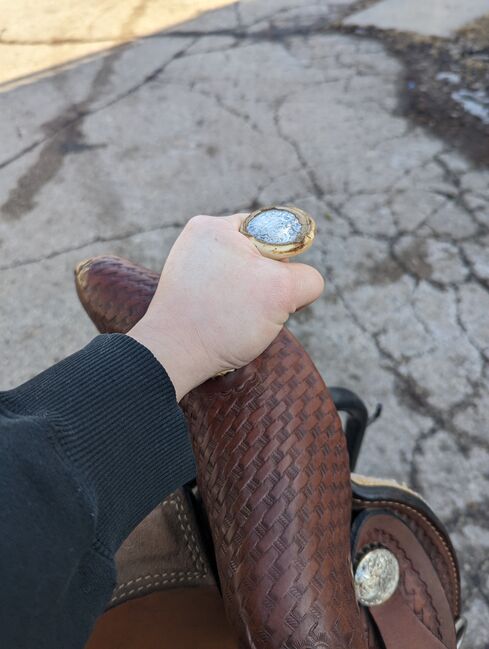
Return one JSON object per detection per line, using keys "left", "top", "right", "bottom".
{"left": 187, "top": 214, "right": 213, "bottom": 230}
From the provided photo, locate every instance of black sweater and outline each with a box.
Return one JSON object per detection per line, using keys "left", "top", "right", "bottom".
{"left": 0, "top": 334, "right": 196, "bottom": 648}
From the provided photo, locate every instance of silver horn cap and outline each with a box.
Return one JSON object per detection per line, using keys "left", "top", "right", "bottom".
{"left": 240, "top": 205, "right": 316, "bottom": 259}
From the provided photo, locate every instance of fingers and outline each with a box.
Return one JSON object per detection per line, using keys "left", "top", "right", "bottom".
{"left": 188, "top": 213, "right": 324, "bottom": 312}
{"left": 286, "top": 262, "right": 325, "bottom": 311}
{"left": 221, "top": 212, "right": 249, "bottom": 230}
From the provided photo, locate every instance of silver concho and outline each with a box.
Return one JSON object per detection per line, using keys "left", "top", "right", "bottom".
{"left": 354, "top": 548, "right": 400, "bottom": 607}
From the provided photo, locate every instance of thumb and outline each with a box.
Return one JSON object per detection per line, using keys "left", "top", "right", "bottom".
{"left": 286, "top": 262, "right": 325, "bottom": 311}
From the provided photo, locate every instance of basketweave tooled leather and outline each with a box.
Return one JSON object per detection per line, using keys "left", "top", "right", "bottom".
{"left": 75, "top": 255, "right": 461, "bottom": 649}
{"left": 75, "top": 255, "right": 366, "bottom": 649}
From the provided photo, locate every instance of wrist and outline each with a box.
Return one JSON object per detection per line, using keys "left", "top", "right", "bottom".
{"left": 127, "top": 317, "right": 208, "bottom": 402}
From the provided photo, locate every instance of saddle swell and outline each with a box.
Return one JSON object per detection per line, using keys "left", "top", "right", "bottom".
{"left": 75, "top": 255, "right": 365, "bottom": 649}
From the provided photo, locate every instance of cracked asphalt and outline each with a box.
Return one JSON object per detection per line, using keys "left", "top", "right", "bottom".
{"left": 0, "top": 1, "right": 488, "bottom": 645}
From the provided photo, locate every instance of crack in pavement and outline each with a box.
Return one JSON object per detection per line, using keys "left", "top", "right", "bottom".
{"left": 1, "top": 7, "right": 487, "bottom": 449}
{"left": 318, "top": 215, "right": 487, "bottom": 447}
{"left": 1, "top": 4, "right": 488, "bottom": 640}
{"left": 1, "top": 49, "right": 123, "bottom": 219}
{"left": 0, "top": 220, "right": 183, "bottom": 273}
{"left": 273, "top": 95, "right": 326, "bottom": 201}
{"left": 0, "top": 1, "right": 363, "bottom": 173}
{"left": 190, "top": 85, "right": 265, "bottom": 136}
{"left": 0, "top": 37, "right": 199, "bottom": 219}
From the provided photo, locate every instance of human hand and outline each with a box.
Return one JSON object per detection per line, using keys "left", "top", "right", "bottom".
{"left": 128, "top": 213, "right": 324, "bottom": 401}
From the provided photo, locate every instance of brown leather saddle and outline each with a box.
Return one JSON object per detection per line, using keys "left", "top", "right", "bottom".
{"left": 75, "top": 256, "right": 466, "bottom": 649}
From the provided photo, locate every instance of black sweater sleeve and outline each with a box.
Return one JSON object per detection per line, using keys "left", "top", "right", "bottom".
{"left": 0, "top": 334, "right": 196, "bottom": 649}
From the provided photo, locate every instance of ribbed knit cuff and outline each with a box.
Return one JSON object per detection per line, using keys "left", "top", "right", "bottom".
{"left": 5, "top": 334, "right": 196, "bottom": 551}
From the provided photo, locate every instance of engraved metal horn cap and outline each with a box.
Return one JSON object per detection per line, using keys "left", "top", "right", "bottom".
{"left": 240, "top": 205, "right": 316, "bottom": 259}
{"left": 354, "top": 548, "right": 400, "bottom": 607}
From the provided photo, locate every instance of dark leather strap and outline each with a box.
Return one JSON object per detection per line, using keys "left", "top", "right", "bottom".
{"left": 371, "top": 590, "right": 451, "bottom": 649}
{"left": 353, "top": 511, "right": 457, "bottom": 649}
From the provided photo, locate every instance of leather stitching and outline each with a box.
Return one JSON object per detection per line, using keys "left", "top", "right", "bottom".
{"left": 353, "top": 498, "right": 460, "bottom": 613}
{"left": 110, "top": 494, "right": 208, "bottom": 605}
{"left": 171, "top": 494, "right": 207, "bottom": 574}
{"left": 364, "top": 526, "right": 443, "bottom": 640}
{"left": 110, "top": 571, "right": 204, "bottom": 603}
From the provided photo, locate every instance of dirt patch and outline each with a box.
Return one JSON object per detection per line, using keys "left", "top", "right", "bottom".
{"left": 366, "top": 255, "right": 405, "bottom": 286}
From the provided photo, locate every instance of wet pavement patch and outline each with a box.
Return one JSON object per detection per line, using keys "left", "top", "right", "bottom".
{"left": 339, "top": 18, "right": 489, "bottom": 167}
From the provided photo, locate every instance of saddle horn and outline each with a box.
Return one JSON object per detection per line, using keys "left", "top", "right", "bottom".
{"left": 75, "top": 254, "right": 365, "bottom": 648}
